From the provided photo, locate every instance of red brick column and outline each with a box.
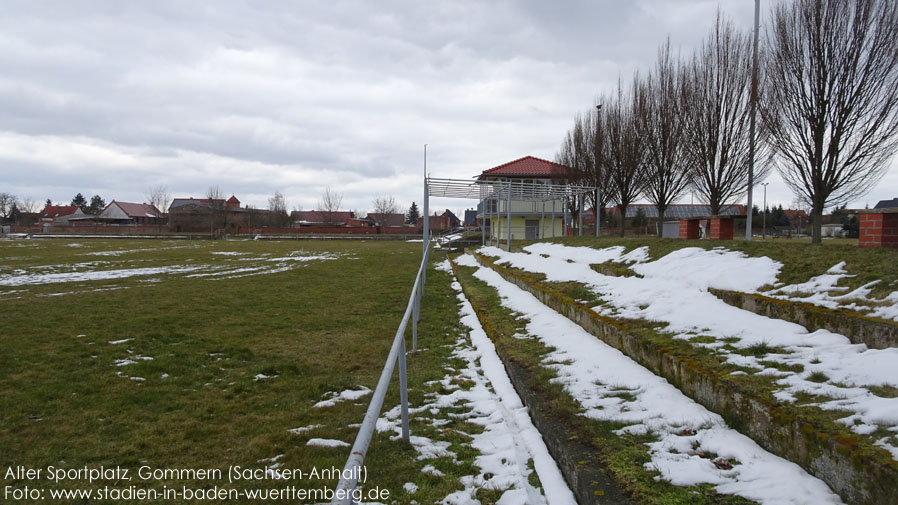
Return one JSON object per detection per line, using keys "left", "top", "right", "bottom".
{"left": 709, "top": 217, "right": 734, "bottom": 240}
{"left": 860, "top": 213, "right": 898, "bottom": 248}
{"left": 679, "top": 219, "right": 700, "bottom": 239}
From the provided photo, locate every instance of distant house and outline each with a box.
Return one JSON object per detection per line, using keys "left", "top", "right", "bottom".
{"left": 476, "top": 156, "right": 572, "bottom": 240}
{"left": 39, "top": 205, "right": 85, "bottom": 226}
{"left": 463, "top": 209, "right": 479, "bottom": 228}
{"left": 168, "top": 195, "right": 268, "bottom": 232}
{"left": 418, "top": 210, "right": 461, "bottom": 233}
{"left": 291, "top": 210, "right": 355, "bottom": 227}
{"left": 367, "top": 212, "right": 406, "bottom": 227}
{"left": 98, "top": 201, "right": 164, "bottom": 225}
{"left": 874, "top": 198, "right": 898, "bottom": 209}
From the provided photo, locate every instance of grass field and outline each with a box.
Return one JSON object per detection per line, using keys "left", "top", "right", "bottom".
{"left": 0, "top": 238, "right": 488, "bottom": 504}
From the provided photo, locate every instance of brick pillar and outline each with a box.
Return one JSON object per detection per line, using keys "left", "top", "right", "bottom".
{"left": 860, "top": 213, "right": 898, "bottom": 248}
{"left": 679, "top": 219, "right": 700, "bottom": 239}
{"left": 709, "top": 217, "right": 734, "bottom": 240}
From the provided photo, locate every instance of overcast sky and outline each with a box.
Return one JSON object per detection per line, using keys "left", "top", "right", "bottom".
{"left": 2, "top": 0, "right": 896, "bottom": 216}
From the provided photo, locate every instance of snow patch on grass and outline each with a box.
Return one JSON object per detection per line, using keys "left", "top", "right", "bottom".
{"left": 306, "top": 438, "right": 350, "bottom": 448}
{"left": 314, "top": 387, "right": 372, "bottom": 408}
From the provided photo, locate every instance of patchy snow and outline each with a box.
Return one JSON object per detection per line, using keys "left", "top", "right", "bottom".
{"left": 306, "top": 438, "right": 350, "bottom": 448}
{"left": 108, "top": 338, "right": 133, "bottom": 345}
{"left": 0, "top": 265, "right": 205, "bottom": 286}
{"left": 764, "top": 262, "right": 898, "bottom": 322}
{"left": 0, "top": 250, "right": 341, "bottom": 290}
{"left": 478, "top": 244, "right": 898, "bottom": 459}
{"left": 211, "top": 251, "right": 250, "bottom": 256}
{"left": 314, "top": 387, "right": 372, "bottom": 408}
{"left": 403, "top": 482, "right": 418, "bottom": 494}
{"left": 288, "top": 424, "right": 324, "bottom": 435}
{"left": 114, "top": 356, "right": 153, "bottom": 366}
{"left": 377, "top": 259, "right": 576, "bottom": 505}
{"left": 421, "top": 465, "right": 444, "bottom": 477}
{"left": 83, "top": 247, "right": 179, "bottom": 257}
{"left": 464, "top": 252, "right": 843, "bottom": 504}
{"left": 253, "top": 373, "right": 277, "bottom": 381}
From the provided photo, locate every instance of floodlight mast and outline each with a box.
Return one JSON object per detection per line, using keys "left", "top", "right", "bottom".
{"left": 745, "top": 0, "right": 761, "bottom": 240}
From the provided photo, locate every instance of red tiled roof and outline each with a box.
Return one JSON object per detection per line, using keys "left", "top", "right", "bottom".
{"left": 479, "top": 156, "right": 571, "bottom": 178}
{"left": 39, "top": 205, "right": 78, "bottom": 219}
{"left": 784, "top": 209, "right": 808, "bottom": 220}
{"left": 111, "top": 201, "right": 163, "bottom": 218}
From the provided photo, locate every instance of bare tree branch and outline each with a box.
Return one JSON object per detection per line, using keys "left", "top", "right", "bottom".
{"left": 317, "top": 187, "right": 343, "bottom": 225}
{"left": 145, "top": 185, "right": 171, "bottom": 216}
{"left": 681, "top": 12, "right": 767, "bottom": 216}
{"left": 370, "top": 196, "right": 398, "bottom": 226}
{"left": 268, "top": 190, "right": 288, "bottom": 226}
{"left": 761, "top": 0, "right": 898, "bottom": 243}
{"left": 604, "top": 76, "right": 647, "bottom": 236}
{"left": 637, "top": 38, "right": 693, "bottom": 233}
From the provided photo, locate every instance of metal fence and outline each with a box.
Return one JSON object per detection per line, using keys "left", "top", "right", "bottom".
{"left": 330, "top": 240, "right": 430, "bottom": 504}
{"left": 331, "top": 177, "right": 431, "bottom": 505}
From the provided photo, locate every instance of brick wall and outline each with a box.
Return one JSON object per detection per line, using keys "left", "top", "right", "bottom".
{"left": 860, "top": 213, "right": 898, "bottom": 248}
{"left": 679, "top": 219, "right": 700, "bottom": 239}
{"left": 709, "top": 217, "right": 734, "bottom": 240}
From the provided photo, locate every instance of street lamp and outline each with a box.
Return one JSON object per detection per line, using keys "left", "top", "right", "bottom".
{"left": 595, "top": 103, "right": 602, "bottom": 238}
{"left": 761, "top": 182, "right": 769, "bottom": 239}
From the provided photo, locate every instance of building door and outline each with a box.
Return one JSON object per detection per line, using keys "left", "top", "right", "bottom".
{"left": 525, "top": 219, "right": 539, "bottom": 239}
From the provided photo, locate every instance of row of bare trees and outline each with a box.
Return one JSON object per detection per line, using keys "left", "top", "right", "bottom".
{"left": 0, "top": 192, "right": 39, "bottom": 225}
{"left": 558, "top": 0, "right": 898, "bottom": 243}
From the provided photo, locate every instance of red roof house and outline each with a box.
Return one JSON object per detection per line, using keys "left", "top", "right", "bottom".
{"left": 99, "top": 201, "right": 164, "bottom": 224}
{"left": 39, "top": 205, "right": 85, "bottom": 225}
{"left": 478, "top": 156, "right": 571, "bottom": 179}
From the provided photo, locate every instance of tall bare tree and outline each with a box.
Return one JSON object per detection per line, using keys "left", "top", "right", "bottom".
{"left": 557, "top": 107, "right": 611, "bottom": 231}
{"left": 268, "top": 190, "right": 288, "bottom": 227}
{"left": 638, "top": 39, "right": 692, "bottom": 234}
{"left": 18, "top": 198, "right": 37, "bottom": 214}
{"left": 762, "top": 0, "right": 898, "bottom": 244}
{"left": 681, "top": 12, "right": 767, "bottom": 216}
{"left": 604, "top": 78, "right": 647, "bottom": 236}
{"left": 317, "top": 187, "right": 343, "bottom": 225}
{"left": 0, "top": 192, "right": 15, "bottom": 221}
{"left": 370, "top": 196, "right": 398, "bottom": 227}
{"left": 145, "top": 185, "right": 172, "bottom": 217}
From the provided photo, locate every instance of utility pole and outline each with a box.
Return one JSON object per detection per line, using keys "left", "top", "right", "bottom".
{"left": 745, "top": 0, "right": 761, "bottom": 240}
{"left": 595, "top": 103, "right": 602, "bottom": 238}
{"left": 762, "top": 182, "right": 769, "bottom": 239}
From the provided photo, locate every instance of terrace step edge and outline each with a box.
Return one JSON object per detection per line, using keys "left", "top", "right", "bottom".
{"left": 449, "top": 257, "right": 634, "bottom": 505}
{"left": 708, "top": 288, "right": 898, "bottom": 350}
{"left": 469, "top": 251, "right": 898, "bottom": 505}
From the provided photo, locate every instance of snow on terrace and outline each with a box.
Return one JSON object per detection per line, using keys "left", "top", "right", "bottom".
{"left": 456, "top": 253, "right": 843, "bottom": 504}
{"left": 763, "top": 261, "right": 898, "bottom": 322}
{"left": 373, "top": 259, "right": 577, "bottom": 505}
{"left": 477, "top": 243, "right": 898, "bottom": 463}
{"left": 0, "top": 250, "right": 341, "bottom": 292}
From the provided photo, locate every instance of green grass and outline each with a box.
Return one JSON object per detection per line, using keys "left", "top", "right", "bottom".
{"left": 0, "top": 238, "right": 488, "bottom": 503}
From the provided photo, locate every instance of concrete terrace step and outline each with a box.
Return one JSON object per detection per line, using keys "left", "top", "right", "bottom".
{"left": 467, "top": 251, "right": 898, "bottom": 505}
{"left": 709, "top": 288, "right": 898, "bottom": 350}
